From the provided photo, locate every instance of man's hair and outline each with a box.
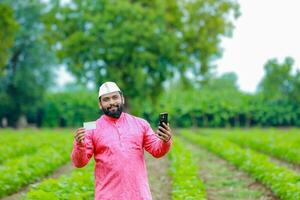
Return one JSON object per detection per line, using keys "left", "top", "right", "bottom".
{"left": 99, "top": 91, "right": 123, "bottom": 102}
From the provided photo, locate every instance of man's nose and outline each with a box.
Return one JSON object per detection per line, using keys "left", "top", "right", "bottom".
{"left": 108, "top": 99, "right": 115, "bottom": 105}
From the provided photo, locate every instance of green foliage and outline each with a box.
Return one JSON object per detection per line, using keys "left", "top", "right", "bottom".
{"left": 182, "top": 0, "right": 240, "bottom": 78}
{"left": 0, "top": 4, "right": 18, "bottom": 73}
{"left": 258, "top": 57, "right": 294, "bottom": 100}
{"left": 290, "top": 70, "right": 300, "bottom": 105}
{"left": 255, "top": 57, "right": 300, "bottom": 126}
{"left": 181, "top": 130, "right": 300, "bottom": 200}
{"left": 169, "top": 137, "right": 206, "bottom": 200}
{"left": 43, "top": 0, "right": 239, "bottom": 111}
{"left": 157, "top": 73, "right": 250, "bottom": 127}
{"left": 0, "top": 0, "right": 57, "bottom": 126}
{"left": 185, "top": 136, "right": 265, "bottom": 199}
{"left": 18, "top": 68, "right": 300, "bottom": 128}
{"left": 24, "top": 162, "right": 94, "bottom": 200}
{"left": 213, "top": 128, "right": 300, "bottom": 165}
{"left": 154, "top": 69, "right": 300, "bottom": 127}
{"left": 44, "top": 0, "right": 181, "bottom": 110}
{"left": 0, "top": 130, "right": 61, "bottom": 163}
{"left": 0, "top": 129, "right": 72, "bottom": 198}
{"left": 41, "top": 91, "right": 99, "bottom": 127}
{"left": 3, "top": 0, "right": 299, "bottom": 128}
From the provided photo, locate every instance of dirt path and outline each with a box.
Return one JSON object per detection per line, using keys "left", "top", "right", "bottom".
{"left": 145, "top": 152, "right": 172, "bottom": 200}
{"left": 268, "top": 155, "right": 300, "bottom": 171}
{"left": 1, "top": 162, "right": 75, "bottom": 200}
{"left": 182, "top": 139, "right": 278, "bottom": 200}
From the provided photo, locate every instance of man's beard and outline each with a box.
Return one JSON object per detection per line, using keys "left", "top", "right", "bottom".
{"left": 102, "top": 103, "right": 123, "bottom": 118}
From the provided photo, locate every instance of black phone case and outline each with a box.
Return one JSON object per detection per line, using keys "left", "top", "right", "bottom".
{"left": 159, "top": 112, "right": 168, "bottom": 127}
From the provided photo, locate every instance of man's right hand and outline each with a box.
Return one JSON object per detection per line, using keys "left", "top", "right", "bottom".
{"left": 74, "top": 128, "right": 86, "bottom": 144}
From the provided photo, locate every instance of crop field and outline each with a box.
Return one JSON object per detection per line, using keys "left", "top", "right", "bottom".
{"left": 0, "top": 128, "right": 300, "bottom": 200}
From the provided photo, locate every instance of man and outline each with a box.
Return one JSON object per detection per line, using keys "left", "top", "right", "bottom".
{"left": 71, "top": 81, "right": 172, "bottom": 200}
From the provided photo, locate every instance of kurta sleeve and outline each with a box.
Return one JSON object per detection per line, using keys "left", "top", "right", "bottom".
{"left": 142, "top": 120, "right": 172, "bottom": 158}
{"left": 71, "top": 130, "right": 94, "bottom": 168}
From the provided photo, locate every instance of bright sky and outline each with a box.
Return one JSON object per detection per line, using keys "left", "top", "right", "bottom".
{"left": 216, "top": 0, "right": 300, "bottom": 93}
{"left": 57, "top": 0, "right": 300, "bottom": 92}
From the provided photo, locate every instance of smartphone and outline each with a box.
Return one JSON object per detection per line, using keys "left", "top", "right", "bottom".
{"left": 159, "top": 112, "right": 168, "bottom": 127}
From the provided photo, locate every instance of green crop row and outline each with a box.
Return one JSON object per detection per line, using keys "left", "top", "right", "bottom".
{"left": 196, "top": 128, "right": 300, "bottom": 166}
{"left": 0, "top": 133, "right": 72, "bottom": 198}
{"left": 0, "top": 134, "right": 38, "bottom": 164}
{"left": 221, "top": 131, "right": 300, "bottom": 166}
{"left": 169, "top": 137, "right": 206, "bottom": 200}
{"left": 181, "top": 130, "right": 300, "bottom": 200}
{"left": 0, "top": 132, "right": 71, "bottom": 164}
{"left": 23, "top": 162, "right": 94, "bottom": 200}
{"left": 196, "top": 128, "right": 300, "bottom": 144}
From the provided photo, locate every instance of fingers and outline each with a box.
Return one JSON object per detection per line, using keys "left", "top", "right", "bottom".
{"left": 158, "top": 122, "right": 171, "bottom": 135}
{"left": 74, "top": 128, "right": 86, "bottom": 143}
{"left": 157, "top": 122, "right": 172, "bottom": 142}
{"left": 157, "top": 129, "right": 168, "bottom": 137}
{"left": 156, "top": 132, "right": 167, "bottom": 141}
{"left": 156, "top": 130, "right": 171, "bottom": 142}
{"left": 77, "top": 133, "right": 85, "bottom": 141}
{"left": 159, "top": 122, "right": 170, "bottom": 131}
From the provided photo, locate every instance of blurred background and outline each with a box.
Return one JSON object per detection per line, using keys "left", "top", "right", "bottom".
{"left": 1, "top": 0, "right": 300, "bottom": 129}
{"left": 2, "top": 1, "right": 300, "bottom": 199}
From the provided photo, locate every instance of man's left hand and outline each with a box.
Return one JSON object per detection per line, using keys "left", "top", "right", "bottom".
{"left": 156, "top": 122, "right": 172, "bottom": 142}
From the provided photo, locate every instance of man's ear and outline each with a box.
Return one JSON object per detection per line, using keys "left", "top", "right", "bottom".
{"left": 122, "top": 95, "right": 125, "bottom": 104}
{"left": 98, "top": 101, "right": 102, "bottom": 109}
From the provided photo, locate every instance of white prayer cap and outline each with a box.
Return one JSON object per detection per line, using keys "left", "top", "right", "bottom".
{"left": 98, "top": 82, "right": 121, "bottom": 97}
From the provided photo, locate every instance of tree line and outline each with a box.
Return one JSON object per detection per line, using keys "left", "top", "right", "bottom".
{"left": 1, "top": 0, "right": 299, "bottom": 128}
{"left": 37, "top": 57, "right": 300, "bottom": 128}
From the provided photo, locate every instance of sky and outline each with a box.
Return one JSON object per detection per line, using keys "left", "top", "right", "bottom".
{"left": 57, "top": 0, "right": 300, "bottom": 93}
{"left": 216, "top": 0, "right": 300, "bottom": 93}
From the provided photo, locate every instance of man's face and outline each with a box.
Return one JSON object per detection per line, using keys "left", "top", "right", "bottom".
{"left": 99, "top": 92, "right": 124, "bottom": 118}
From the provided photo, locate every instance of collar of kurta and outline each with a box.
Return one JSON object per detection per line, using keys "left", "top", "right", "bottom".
{"left": 103, "top": 112, "right": 125, "bottom": 123}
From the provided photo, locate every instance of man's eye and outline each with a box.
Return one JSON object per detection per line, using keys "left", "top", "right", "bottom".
{"left": 113, "top": 96, "right": 119, "bottom": 100}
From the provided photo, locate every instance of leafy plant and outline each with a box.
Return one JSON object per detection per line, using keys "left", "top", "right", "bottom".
{"left": 181, "top": 130, "right": 300, "bottom": 200}
{"left": 169, "top": 137, "right": 206, "bottom": 200}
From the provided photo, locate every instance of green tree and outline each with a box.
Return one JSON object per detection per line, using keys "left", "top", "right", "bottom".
{"left": 0, "top": 0, "right": 56, "bottom": 127}
{"left": 258, "top": 57, "right": 294, "bottom": 100}
{"left": 41, "top": 91, "right": 99, "bottom": 127}
{"left": 256, "top": 57, "right": 299, "bottom": 126}
{"left": 44, "top": 0, "right": 239, "bottom": 114}
{"left": 0, "top": 4, "right": 18, "bottom": 74}
{"left": 290, "top": 70, "right": 300, "bottom": 104}
{"left": 182, "top": 0, "right": 240, "bottom": 80}
{"left": 157, "top": 72, "right": 244, "bottom": 127}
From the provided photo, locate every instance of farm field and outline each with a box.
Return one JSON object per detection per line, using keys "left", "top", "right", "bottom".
{"left": 0, "top": 128, "right": 299, "bottom": 200}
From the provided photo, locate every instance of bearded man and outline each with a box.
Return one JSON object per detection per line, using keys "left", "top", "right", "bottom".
{"left": 71, "top": 81, "right": 172, "bottom": 200}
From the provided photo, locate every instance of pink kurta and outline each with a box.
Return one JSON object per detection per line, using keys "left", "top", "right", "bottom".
{"left": 71, "top": 112, "right": 172, "bottom": 200}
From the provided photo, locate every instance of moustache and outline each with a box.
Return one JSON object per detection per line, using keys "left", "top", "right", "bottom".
{"left": 108, "top": 105, "right": 119, "bottom": 109}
